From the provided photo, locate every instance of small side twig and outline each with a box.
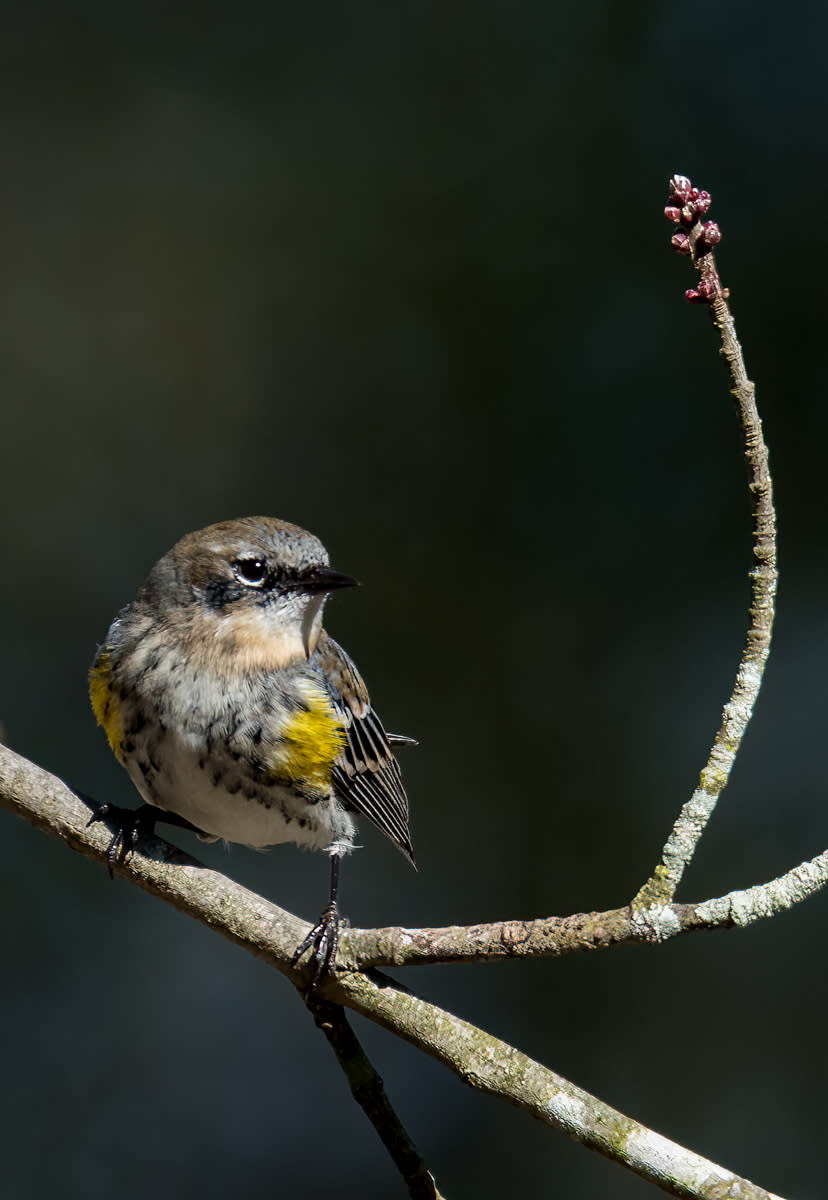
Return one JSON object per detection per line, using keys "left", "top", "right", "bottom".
{"left": 305, "top": 996, "right": 444, "bottom": 1200}
{"left": 633, "top": 175, "right": 778, "bottom": 909}
{"left": 343, "top": 843, "right": 828, "bottom": 967}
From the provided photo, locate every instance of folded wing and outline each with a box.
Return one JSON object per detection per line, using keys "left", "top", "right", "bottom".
{"left": 314, "top": 631, "right": 415, "bottom": 866}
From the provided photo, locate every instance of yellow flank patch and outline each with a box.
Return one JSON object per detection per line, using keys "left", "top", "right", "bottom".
{"left": 272, "top": 690, "right": 346, "bottom": 791}
{"left": 88, "top": 653, "right": 125, "bottom": 762}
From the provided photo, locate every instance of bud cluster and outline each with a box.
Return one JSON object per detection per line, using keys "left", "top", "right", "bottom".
{"left": 665, "top": 174, "right": 723, "bottom": 302}
{"left": 664, "top": 174, "right": 721, "bottom": 253}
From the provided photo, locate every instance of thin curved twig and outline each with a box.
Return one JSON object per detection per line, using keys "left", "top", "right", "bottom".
{"left": 633, "top": 176, "right": 778, "bottom": 909}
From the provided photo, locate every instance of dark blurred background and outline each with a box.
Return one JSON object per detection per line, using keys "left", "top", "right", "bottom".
{"left": 1, "top": 3, "right": 826, "bottom": 1197}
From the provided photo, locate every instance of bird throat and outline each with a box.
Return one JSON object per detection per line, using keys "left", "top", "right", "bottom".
{"left": 204, "top": 603, "right": 324, "bottom": 673}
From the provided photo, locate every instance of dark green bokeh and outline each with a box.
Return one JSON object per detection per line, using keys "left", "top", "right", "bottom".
{"left": 1, "top": 4, "right": 826, "bottom": 1197}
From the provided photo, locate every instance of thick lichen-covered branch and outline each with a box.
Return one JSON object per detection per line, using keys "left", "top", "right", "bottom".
{"left": 336, "top": 970, "right": 782, "bottom": 1200}
{"left": 0, "top": 742, "right": 791, "bottom": 1198}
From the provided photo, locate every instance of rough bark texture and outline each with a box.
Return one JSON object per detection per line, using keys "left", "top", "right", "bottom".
{"left": 0, "top": 743, "right": 793, "bottom": 1199}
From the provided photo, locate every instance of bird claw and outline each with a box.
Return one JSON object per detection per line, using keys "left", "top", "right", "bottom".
{"left": 292, "top": 902, "right": 341, "bottom": 990}
{"left": 87, "top": 803, "right": 150, "bottom": 878}
{"left": 88, "top": 803, "right": 205, "bottom": 877}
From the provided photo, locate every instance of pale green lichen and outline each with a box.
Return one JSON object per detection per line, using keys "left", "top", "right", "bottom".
{"left": 699, "top": 766, "right": 729, "bottom": 793}
{"left": 631, "top": 864, "right": 672, "bottom": 910}
{"left": 604, "top": 1114, "right": 638, "bottom": 1158}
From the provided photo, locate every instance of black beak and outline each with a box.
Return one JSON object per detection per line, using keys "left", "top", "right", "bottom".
{"left": 299, "top": 565, "right": 359, "bottom": 594}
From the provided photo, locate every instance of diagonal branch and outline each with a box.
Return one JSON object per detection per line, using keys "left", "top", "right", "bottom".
{"left": 334, "top": 970, "right": 782, "bottom": 1200}
{"left": 0, "top": 742, "right": 791, "bottom": 1198}
{"left": 633, "top": 177, "right": 778, "bottom": 909}
{"left": 1, "top": 743, "right": 438, "bottom": 1195}
{"left": 305, "top": 996, "right": 444, "bottom": 1200}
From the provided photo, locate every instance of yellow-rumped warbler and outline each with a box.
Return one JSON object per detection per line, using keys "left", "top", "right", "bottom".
{"left": 89, "top": 516, "right": 415, "bottom": 982}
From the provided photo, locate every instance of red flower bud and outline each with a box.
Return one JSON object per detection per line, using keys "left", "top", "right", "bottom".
{"left": 685, "top": 279, "right": 717, "bottom": 304}
{"left": 669, "top": 175, "right": 693, "bottom": 202}
{"left": 664, "top": 205, "right": 682, "bottom": 223}
{"left": 700, "top": 221, "right": 721, "bottom": 245}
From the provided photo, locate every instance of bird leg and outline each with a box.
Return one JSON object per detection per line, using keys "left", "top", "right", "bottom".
{"left": 292, "top": 849, "right": 344, "bottom": 990}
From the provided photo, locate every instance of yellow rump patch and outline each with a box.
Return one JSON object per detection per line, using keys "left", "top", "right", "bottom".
{"left": 272, "top": 688, "right": 346, "bottom": 791}
{"left": 89, "top": 653, "right": 124, "bottom": 762}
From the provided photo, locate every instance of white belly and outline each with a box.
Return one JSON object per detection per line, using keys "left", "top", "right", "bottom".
{"left": 124, "top": 730, "right": 356, "bottom": 852}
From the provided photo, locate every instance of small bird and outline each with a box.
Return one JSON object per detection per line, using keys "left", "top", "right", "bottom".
{"left": 89, "top": 516, "right": 415, "bottom": 983}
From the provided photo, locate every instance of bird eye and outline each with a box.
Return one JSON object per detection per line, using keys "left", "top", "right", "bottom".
{"left": 233, "top": 557, "right": 267, "bottom": 586}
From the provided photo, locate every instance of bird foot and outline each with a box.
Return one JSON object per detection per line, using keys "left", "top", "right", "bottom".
{"left": 87, "top": 803, "right": 203, "bottom": 878}
{"left": 87, "top": 803, "right": 157, "bottom": 878}
{"left": 292, "top": 902, "right": 342, "bottom": 991}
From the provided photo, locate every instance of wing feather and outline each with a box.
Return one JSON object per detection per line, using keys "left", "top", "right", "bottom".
{"left": 313, "top": 631, "right": 415, "bottom": 866}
